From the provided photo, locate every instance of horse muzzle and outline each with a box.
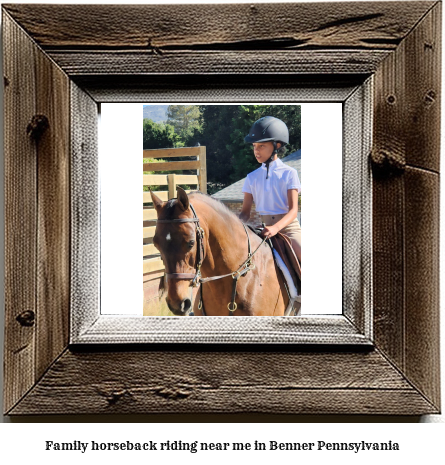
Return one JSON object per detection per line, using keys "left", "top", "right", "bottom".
{"left": 166, "top": 296, "right": 193, "bottom": 316}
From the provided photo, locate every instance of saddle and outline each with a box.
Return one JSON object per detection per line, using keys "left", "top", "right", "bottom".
{"left": 248, "top": 225, "right": 301, "bottom": 298}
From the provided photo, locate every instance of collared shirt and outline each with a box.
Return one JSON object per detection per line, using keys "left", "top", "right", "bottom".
{"left": 242, "top": 158, "right": 301, "bottom": 215}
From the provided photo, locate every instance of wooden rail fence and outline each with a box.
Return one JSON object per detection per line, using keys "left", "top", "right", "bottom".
{"left": 143, "top": 146, "right": 206, "bottom": 315}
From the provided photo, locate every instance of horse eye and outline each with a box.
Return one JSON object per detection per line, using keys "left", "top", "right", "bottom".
{"left": 188, "top": 240, "right": 195, "bottom": 248}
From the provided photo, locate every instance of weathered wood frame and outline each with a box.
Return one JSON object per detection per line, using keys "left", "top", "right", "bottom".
{"left": 2, "top": 2, "right": 440, "bottom": 415}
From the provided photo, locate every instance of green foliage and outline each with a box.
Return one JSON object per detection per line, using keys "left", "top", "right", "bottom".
{"left": 166, "top": 105, "right": 201, "bottom": 140}
{"left": 143, "top": 118, "right": 182, "bottom": 150}
{"left": 186, "top": 105, "right": 239, "bottom": 186}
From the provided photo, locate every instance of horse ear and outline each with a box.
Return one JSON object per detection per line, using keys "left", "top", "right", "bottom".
{"left": 150, "top": 188, "right": 164, "bottom": 212}
{"left": 176, "top": 186, "right": 190, "bottom": 211}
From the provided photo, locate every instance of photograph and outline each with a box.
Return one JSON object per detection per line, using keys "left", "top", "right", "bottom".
{"left": 143, "top": 105, "right": 302, "bottom": 317}
{"left": 100, "top": 102, "right": 344, "bottom": 320}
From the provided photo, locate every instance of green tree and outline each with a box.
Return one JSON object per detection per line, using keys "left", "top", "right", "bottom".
{"left": 167, "top": 105, "right": 201, "bottom": 140}
{"left": 143, "top": 118, "right": 182, "bottom": 150}
{"left": 187, "top": 105, "right": 239, "bottom": 189}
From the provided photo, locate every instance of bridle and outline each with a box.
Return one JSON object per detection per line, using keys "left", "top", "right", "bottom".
{"left": 156, "top": 203, "right": 266, "bottom": 315}
{"left": 156, "top": 204, "right": 206, "bottom": 287}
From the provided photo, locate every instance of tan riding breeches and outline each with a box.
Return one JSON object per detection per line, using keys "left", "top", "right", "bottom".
{"left": 260, "top": 214, "right": 301, "bottom": 263}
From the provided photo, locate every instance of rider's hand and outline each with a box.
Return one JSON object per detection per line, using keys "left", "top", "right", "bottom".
{"left": 261, "top": 225, "right": 279, "bottom": 239}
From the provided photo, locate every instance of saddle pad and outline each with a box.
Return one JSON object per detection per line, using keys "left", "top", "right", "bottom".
{"left": 272, "top": 249, "right": 299, "bottom": 299}
{"left": 271, "top": 232, "right": 301, "bottom": 296}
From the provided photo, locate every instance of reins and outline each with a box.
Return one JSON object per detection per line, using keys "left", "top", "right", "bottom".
{"left": 156, "top": 203, "right": 267, "bottom": 315}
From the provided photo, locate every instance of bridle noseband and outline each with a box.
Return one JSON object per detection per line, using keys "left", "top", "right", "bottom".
{"left": 156, "top": 203, "right": 265, "bottom": 315}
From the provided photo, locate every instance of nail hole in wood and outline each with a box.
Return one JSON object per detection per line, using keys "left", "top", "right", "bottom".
{"left": 425, "top": 90, "right": 436, "bottom": 105}
{"left": 27, "top": 115, "right": 49, "bottom": 141}
{"left": 16, "top": 310, "right": 35, "bottom": 327}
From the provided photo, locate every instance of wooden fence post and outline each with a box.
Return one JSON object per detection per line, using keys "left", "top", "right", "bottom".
{"left": 198, "top": 146, "right": 207, "bottom": 193}
{"left": 168, "top": 173, "right": 176, "bottom": 199}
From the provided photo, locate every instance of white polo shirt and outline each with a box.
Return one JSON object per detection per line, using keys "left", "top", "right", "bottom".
{"left": 242, "top": 158, "right": 301, "bottom": 215}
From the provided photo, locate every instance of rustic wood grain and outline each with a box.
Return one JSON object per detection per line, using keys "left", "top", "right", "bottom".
{"left": 372, "top": 2, "right": 441, "bottom": 411}
{"left": 47, "top": 50, "right": 391, "bottom": 76}
{"left": 404, "top": 168, "right": 440, "bottom": 409}
{"left": 372, "top": 175, "right": 405, "bottom": 370}
{"left": 404, "top": 2, "right": 441, "bottom": 172}
{"left": 35, "top": 38, "right": 71, "bottom": 381}
{"left": 372, "top": 21, "right": 408, "bottom": 373}
{"left": 401, "top": 1, "right": 441, "bottom": 411}
{"left": 12, "top": 388, "right": 436, "bottom": 416}
{"left": 8, "top": 348, "right": 437, "bottom": 415}
{"left": 3, "top": 13, "right": 38, "bottom": 414}
{"left": 372, "top": 2, "right": 441, "bottom": 172}
{"left": 2, "top": 2, "right": 435, "bottom": 50}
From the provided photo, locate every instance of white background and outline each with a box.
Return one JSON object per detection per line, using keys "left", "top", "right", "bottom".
{"left": 101, "top": 103, "right": 342, "bottom": 315}
{"left": 0, "top": 0, "right": 444, "bottom": 459}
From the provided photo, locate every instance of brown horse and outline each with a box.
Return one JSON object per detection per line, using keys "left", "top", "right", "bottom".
{"left": 150, "top": 187, "right": 289, "bottom": 316}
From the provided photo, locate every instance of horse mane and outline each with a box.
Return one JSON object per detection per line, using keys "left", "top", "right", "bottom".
{"left": 188, "top": 191, "right": 243, "bottom": 227}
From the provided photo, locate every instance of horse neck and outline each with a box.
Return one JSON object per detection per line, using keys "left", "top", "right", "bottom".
{"left": 194, "top": 201, "right": 251, "bottom": 275}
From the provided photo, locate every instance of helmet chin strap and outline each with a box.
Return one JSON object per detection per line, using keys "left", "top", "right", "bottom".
{"left": 265, "top": 141, "right": 278, "bottom": 179}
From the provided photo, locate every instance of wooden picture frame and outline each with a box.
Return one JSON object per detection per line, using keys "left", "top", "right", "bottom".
{"left": 2, "top": 2, "right": 441, "bottom": 415}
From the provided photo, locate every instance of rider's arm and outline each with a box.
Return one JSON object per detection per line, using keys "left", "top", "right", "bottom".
{"left": 239, "top": 193, "right": 253, "bottom": 222}
{"left": 262, "top": 189, "right": 299, "bottom": 238}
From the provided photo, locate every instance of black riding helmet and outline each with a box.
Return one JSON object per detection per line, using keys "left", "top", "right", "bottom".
{"left": 244, "top": 116, "right": 289, "bottom": 179}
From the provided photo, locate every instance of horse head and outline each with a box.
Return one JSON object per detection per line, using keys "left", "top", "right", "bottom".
{"left": 150, "top": 187, "right": 200, "bottom": 315}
